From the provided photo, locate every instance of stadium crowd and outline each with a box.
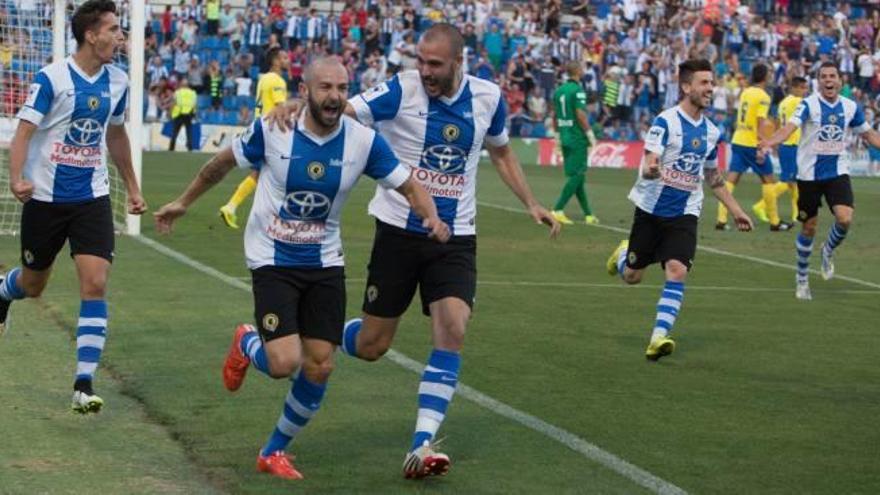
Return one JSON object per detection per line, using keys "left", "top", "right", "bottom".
{"left": 6, "top": 0, "right": 880, "bottom": 146}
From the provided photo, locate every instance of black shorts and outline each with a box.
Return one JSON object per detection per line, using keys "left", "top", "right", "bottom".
{"left": 626, "top": 208, "right": 698, "bottom": 271}
{"left": 251, "top": 265, "right": 345, "bottom": 344}
{"left": 20, "top": 196, "right": 115, "bottom": 271}
{"left": 797, "top": 175, "right": 854, "bottom": 221}
{"left": 363, "top": 220, "right": 476, "bottom": 317}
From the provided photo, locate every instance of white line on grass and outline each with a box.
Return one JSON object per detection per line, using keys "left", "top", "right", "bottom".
{"left": 477, "top": 201, "right": 880, "bottom": 290}
{"left": 133, "top": 234, "right": 688, "bottom": 495}
{"left": 232, "top": 275, "right": 880, "bottom": 294}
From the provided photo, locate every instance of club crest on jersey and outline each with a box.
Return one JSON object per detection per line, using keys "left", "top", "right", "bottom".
{"left": 88, "top": 96, "right": 100, "bottom": 110}
{"left": 442, "top": 124, "right": 460, "bottom": 142}
{"left": 828, "top": 114, "right": 838, "bottom": 124}
{"left": 262, "top": 313, "right": 279, "bottom": 332}
{"left": 366, "top": 285, "right": 379, "bottom": 303}
{"left": 307, "top": 161, "right": 325, "bottom": 180}
{"left": 691, "top": 137, "right": 701, "bottom": 148}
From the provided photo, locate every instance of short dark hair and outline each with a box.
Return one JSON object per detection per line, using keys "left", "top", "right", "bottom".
{"left": 72, "top": 0, "right": 117, "bottom": 45}
{"left": 678, "top": 59, "right": 712, "bottom": 85}
{"left": 817, "top": 61, "right": 839, "bottom": 76}
{"left": 751, "top": 63, "right": 769, "bottom": 84}
{"left": 421, "top": 23, "right": 464, "bottom": 58}
{"left": 791, "top": 76, "right": 808, "bottom": 87}
{"left": 266, "top": 47, "right": 284, "bottom": 67}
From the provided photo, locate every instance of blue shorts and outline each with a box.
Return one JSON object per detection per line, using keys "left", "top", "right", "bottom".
{"left": 730, "top": 144, "right": 774, "bottom": 177}
{"left": 869, "top": 146, "right": 880, "bottom": 162}
{"left": 778, "top": 144, "right": 798, "bottom": 183}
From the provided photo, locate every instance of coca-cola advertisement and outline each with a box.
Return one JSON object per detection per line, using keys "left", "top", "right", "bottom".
{"left": 537, "top": 139, "right": 727, "bottom": 171}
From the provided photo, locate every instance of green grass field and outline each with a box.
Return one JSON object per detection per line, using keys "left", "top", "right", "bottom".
{"left": 1, "top": 148, "right": 879, "bottom": 494}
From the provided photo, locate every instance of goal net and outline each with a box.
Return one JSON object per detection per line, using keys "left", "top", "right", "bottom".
{"left": 0, "top": 0, "right": 144, "bottom": 235}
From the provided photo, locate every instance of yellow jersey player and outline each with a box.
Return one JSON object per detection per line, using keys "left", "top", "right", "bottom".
{"left": 219, "top": 47, "right": 289, "bottom": 228}
{"left": 775, "top": 77, "right": 808, "bottom": 222}
{"left": 717, "top": 64, "right": 792, "bottom": 232}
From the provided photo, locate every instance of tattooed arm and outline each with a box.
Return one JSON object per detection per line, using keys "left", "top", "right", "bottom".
{"left": 153, "top": 148, "right": 238, "bottom": 234}
{"left": 706, "top": 167, "right": 753, "bottom": 231}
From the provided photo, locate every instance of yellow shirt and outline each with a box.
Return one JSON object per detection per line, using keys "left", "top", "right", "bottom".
{"left": 171, "top": 88, "right": 197, "bottom": 118}
{"left": 254, "top": 72, "right": 288, "bottom": 117}
{"left": 778, "top": 94, "right": 803, "bottom": 146}
{"left": 732, "top": 86, "right": 771, "bottom": 147}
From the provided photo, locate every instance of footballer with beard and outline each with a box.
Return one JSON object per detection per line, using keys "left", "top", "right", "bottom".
{"left": 606, "top": 59, "right": 753, "bottom": 361}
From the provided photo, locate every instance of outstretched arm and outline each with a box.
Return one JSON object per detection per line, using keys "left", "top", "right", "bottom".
{"left": 153, "top": 148, "right": 237, "bottom": 233}
{"left": 487, "top": 143, "right": 560, "bottom": 238}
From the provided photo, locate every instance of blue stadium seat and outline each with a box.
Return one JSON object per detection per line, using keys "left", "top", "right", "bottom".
{"left": 223, "top": 95, "right": 237, "bottom": 111}
{"left": 249, "top": 66, "right": 259, "bottom": 80}
{"left": 222, "top": 111, "right": 239, "bottom": 125}
{"left": 238, "top": 95, "right": 255, "bottom": 109}
{"left": 216, "top": 51, "right": 229, "bottom": 64}
{"left": 197, "top": 94, "right": 211, "bottom": 110}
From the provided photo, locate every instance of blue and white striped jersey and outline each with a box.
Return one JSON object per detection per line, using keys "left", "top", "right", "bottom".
{"left": 17, "top": 57, "right": 128, "bottom": 203}
{"left": 349, "top": 70, "right": 509, "bottom": 236}
{"left": 232, "top": 113, "right": 409, "bottom": 270}
{"left": 628, "top": 105, "right": 722, "bottom": 218}
{"left": 788, "top": 94, "right": 870, "bottom": 181}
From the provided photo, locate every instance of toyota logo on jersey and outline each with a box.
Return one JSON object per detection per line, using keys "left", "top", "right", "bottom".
{"left": 818, "top": 124, "right": 844, "bottom": 142}
{"left": 282, "top": 191, "right": 332, "bottom": 220}
{"left": 67, "top": 118, "right": 104, "bottom": 147}
{"left": 673, "top": 152, "right": 703, "bottom": 174}
{"left": 421, "top": 144, "right": 467, "bottom": 174}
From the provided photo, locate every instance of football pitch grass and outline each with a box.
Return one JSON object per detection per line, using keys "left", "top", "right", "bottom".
{"left": 1, "top": 149, "right": 878, "bottom": 494}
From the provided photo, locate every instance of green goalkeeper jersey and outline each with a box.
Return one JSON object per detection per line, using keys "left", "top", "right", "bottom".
{"left": 553, "top": 81, "right": 590, "bottom": 148}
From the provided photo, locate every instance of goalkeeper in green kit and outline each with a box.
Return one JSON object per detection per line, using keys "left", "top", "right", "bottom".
{"left": 551, "top": 61, "right": 599, "bottom": 226}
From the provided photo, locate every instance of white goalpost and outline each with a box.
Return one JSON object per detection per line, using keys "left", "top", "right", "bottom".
{"left": 0, "top": 0, "right": 145, "bottom": 236}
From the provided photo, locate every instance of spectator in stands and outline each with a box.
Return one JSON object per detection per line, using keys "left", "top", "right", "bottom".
{"left": 245, "top": 11, "right": 265, "bottom": 68}
{"left": 326, "top": 14, "right": 342, "bottom": 53}
{"left": 219, "top": 4, "right": 236, "bottom": 34}
{"left": 148, "top": 55, "right": 169, "bottom": 88}
{"left": 161, "top": 5, "right": 173, "bottom": 44}
{"left": 181, "top": 17, "right": 200, "bottom": 47}
{"left": 483, "top": 23, "right": 503, "bottom": 71}
{"left": 169, "top": 78, "right": 197, "bottom": 152}
{"left": 173, "top": 41, "right": 192, "bottom": 79}
{"left": 361, "top": 55, "right": 383, "bottom": 90}
{"left": 187, "top": 56, "right": 205, "bottom": 94}
{"left": 206, "top": 0, "right": 220, "bottom": 36}
{"left": 234, "top": 70, "right": 252, "bottom": 99}
{"left": 288, "top": 45, "right": 306, "bottom": 96}
{"left": 616, "top": 72, "right": 634, "bottom": 125}
{"left": 527, "top": 86, "right": 547, "bottom": 122}
{"left": 207, "top": 61, "right": 223, "bottom": 110}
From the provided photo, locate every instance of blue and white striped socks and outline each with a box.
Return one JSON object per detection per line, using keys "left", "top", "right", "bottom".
{"left": 0, "top": 267, "right": 25, "bottom": 301}
{"left": 652, "top": 281, "right": 685, "bottom": 341}
{"left": 239, "top": 330, "right": 270, "bottom": 375}
{"left": 411, "top": 349, "right": 461, "bottom": 452}
{"left": 75, "top": 300, "right": 107, "bottom": 389}
{"left": 261, "top": 373, "right": 327, "bottom": 456}
{"left": 341, "top": 318, "right": 362, "bottom": 357}
{"left": 796, "top": 233, "right": 813, "bottom": 284}
{"left": 823, "top": 222, "right": 848, "bottom": 256}
{"left": 616, "top": 247, "right": 627, "bottom": 278}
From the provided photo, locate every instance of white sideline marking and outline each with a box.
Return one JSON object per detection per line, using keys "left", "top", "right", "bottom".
{"left": 134, "top": 234, "right": 688, "bottom": 495}
{"left": 477, "top": 201, "right": 880, "bottom": 290}
{"left": 232, "top": 276, "right": 880, "bottom": 294}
